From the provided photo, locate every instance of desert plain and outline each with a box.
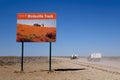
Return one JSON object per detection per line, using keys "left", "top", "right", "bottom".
{"left": 0, "top": 56, "right": 120, "bottom": 80}
{"left": 17, "top": 24, "right": 56, "bottom": 42}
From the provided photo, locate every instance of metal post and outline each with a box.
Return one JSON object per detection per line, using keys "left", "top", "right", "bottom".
{"left": 49, "top": 42, "right": 52, "bottom": 71}
{"left": 21, "top": 42, "right": 24, "bottom": 72}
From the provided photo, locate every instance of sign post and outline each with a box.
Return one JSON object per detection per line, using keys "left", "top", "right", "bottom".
{"left": 49, "top": 42, "right": 52, "bottom": 71}
{"left": 17, "top": 13, "right": 56, "bottom": 72}
{"left": 21, "top": 42, "right": 24, "bottom": 72}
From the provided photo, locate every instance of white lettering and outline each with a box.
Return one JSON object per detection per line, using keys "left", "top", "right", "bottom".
{"left": 28, "top": 14, "right": 44, "bottom": 18}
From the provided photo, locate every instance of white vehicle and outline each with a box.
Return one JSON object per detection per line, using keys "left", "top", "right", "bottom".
{"left": 71, "top": 54, "right": 78, "bottom": 59}
{"left": 88, "top": 53, "right": 102, "bottom": 62}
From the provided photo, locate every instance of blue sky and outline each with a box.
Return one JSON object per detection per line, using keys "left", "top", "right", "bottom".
{"left": 0, "top": 0, "right": 120, "bottom": 56}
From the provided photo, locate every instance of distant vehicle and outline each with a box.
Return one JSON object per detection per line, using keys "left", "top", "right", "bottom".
{"left": 71, "top": 54, "right": 78, "bottom": 59}
{"left": 33, "top": 23, "right": 44, "bottom": 27}
{"left": 88, "top": 53, "right": 102, "bottom": 62}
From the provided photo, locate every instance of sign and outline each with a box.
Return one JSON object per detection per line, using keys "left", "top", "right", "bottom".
{"left": 17, "top": 13, "right": 56, "bottom": 42}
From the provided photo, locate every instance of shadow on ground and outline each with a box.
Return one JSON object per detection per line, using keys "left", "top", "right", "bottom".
{"left": 54, "top": 68, "right": 86, "bottom": 71}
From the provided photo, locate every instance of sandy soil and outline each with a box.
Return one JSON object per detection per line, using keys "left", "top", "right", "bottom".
{"left": 0, "top": 57, "right": 120, "bottom": 80}
{"left": 17, "top": 24, "right": 56, "bottom": 42}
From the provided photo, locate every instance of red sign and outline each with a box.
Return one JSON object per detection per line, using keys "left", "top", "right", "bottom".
{"left": 17, "top": 13, "right": 56, "bottom": 20}
{"left": 16, "top": 13, "right": 56, "bottom": 42}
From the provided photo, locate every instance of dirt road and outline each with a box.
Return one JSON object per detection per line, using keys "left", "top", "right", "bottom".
{"left": 0, "top": 57, "right": 120, "bottom": 80}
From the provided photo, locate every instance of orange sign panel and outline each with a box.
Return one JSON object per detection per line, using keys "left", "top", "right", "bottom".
{"left": 16, "top": 13, "right": 56, "bottom": 42}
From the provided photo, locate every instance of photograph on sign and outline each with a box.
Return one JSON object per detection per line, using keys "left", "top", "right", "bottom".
{"left": 16, "top": 13, "right": 56, "bottom": 42}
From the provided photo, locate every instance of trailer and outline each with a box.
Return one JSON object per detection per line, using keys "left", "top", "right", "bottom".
{"left": 88, "top": 53, "right": 102, "bottom": 62}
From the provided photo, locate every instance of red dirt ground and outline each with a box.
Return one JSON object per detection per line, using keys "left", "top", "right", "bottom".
{"left": 16, "top": 24, "right": 56, "bottom": 42}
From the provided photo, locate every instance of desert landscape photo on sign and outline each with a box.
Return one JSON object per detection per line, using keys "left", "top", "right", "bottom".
{"left": 17, "top": 13, "right": 56, "bottom": 42}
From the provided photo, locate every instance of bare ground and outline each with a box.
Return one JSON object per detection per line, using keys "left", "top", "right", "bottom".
{"left": 0, "top": 56, "right": 120, "bottom": 80}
